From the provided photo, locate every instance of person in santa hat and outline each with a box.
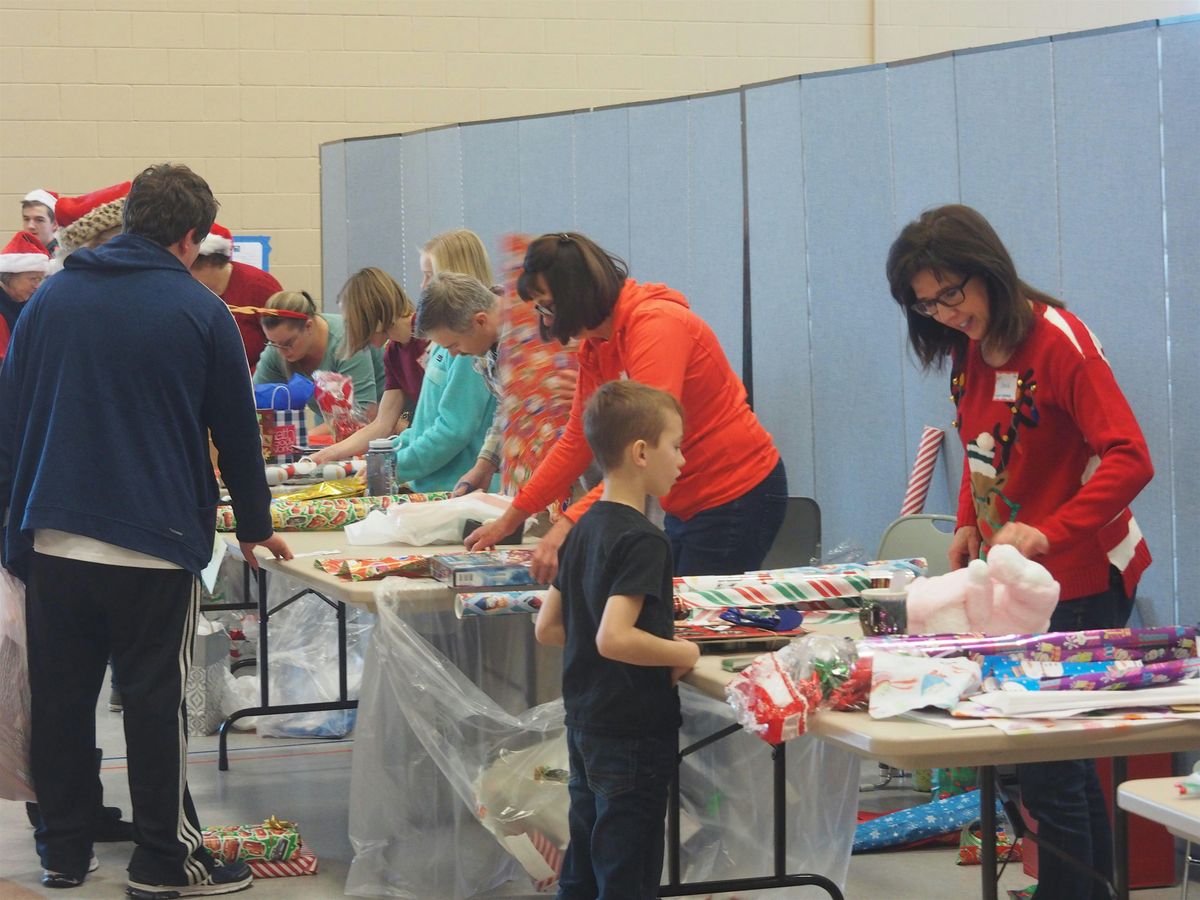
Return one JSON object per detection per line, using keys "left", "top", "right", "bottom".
{"left": 189, "top": 222, "right": 282, "bottom": 371}
{"left": 54, "top": 181, "right": 131, "bottom": 258}
{"left": 21, "top": 189, "right": 59, "bottom": 255}
{"left": 0, "top": 231, "right": 51, "bottom": 364}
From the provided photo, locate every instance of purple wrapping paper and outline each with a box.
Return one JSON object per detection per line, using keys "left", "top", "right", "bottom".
{"left": 1039, "top": 658, "right": 1200, "bottom": 691}
{"left": 859, "top": 626, "right": 1199, "bottom": 664}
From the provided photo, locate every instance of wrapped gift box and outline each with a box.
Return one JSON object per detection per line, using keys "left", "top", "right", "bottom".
{"left": 430, "top": 550, "right": 539, "bottom": 590}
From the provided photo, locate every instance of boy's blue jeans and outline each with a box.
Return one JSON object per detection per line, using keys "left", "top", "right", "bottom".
{"left": 1017, "top": 567, "right": 1134, "bottom": 900}
{"left": 558, "top": 728, "right": 677, "bottom": 900}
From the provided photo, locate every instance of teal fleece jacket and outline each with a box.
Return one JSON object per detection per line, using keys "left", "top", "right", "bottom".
{"left": 394, "top": 344, "right": 498, "bottom": 494}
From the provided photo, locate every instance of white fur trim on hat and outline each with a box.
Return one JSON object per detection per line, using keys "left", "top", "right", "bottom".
{"left": 0, "top": 253, "right": 49, "bottom": 274}
{"left": 23, "top": 189, "right": 57, "bottom": 211}
{"left": 199, "top": 234, "right": 233, "bottom": 257}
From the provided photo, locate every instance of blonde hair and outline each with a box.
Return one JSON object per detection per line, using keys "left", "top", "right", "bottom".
{"left": 262, "top": 290, "right": 318, "bottom": 329}
{"left": 423, "top": 229, "right": 494, "bottom": 286}
{"left": 339, "top": 267, "right": 413, "bottom": 356}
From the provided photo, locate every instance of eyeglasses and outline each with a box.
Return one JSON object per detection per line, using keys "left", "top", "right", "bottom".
{"left": 533, "top": 302, "right": 555, "bottom": 320}
{"left": 266, "top": 324, "right": 307, "bottom": 352}
{"left": 910, "top": 274, "right": 972, "bottom": 318}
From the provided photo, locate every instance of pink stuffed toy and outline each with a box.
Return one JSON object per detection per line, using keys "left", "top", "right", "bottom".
{"left": 904, "top": 544, "right": 1059, "bottom": 636}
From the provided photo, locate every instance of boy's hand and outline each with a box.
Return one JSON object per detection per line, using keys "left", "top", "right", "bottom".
{"left": 669, "top": 637, "right": 700, "bottom": 685}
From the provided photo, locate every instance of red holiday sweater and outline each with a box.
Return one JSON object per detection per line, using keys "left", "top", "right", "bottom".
{"left": 953, "top": 303, "right": 1152, "bottom": 601}
{"left": 513, "top": 280, "right": 780, "bottom": 523}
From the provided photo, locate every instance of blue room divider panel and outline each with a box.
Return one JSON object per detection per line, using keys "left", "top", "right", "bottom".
{"left": 887, "top": 54, "right": 963, "bottom": 520}
{"left": 461, "top": 118, "right": 520, "bottom": 283}
{"left": 627, "top": 100, "right": 690, "bottom": 294}
{"left": 518, "top": 113, "right": 575, "bottom": 237}
{"left": 744, "top": 78, "right": 815, "bottom": 499}
{"left": 1160, "top": 19, "right": 1200, "bottom": 624}
{"left": 344, "top": 136, "right": 405, "bottom": 292}
{"left": 801, "top": 66, "right": 904, "bottom": 554}
{"left": 1053, "top": 22, "right": 1173, "bottom": 624}
{"left": 319, "top": 141, "right": 348, "bottom": 307}
{"left": 424, "top": 126, "right": 465, "bottom": 242}
{"left": 572, "top": 107, "right": 631, "bottom": 262}
{"left": 683, "top": 91, "right": 744, "bottom": 380}
{"left": 398, "top": 131, "right": 433, "bottom": 292}
{"left": 954, "top": 40, "right": 1061, "bottom": 296}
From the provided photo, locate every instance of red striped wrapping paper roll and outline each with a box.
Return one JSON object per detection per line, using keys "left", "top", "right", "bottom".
{"left": 900, "top": 426, "right": 944, "bottom": 516}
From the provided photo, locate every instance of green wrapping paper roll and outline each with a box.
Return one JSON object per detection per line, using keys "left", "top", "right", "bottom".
{"left": 215, "top": 492, "right": 452, "bottom": 532}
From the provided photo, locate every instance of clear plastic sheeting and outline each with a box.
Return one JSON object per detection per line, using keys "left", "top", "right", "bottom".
{"left": 256, "top": 572, "right": 376, "bottom": 739}
{"left": 346, "top": 577, "right": 857, "bottom": 899}
{"left": 0, "top": 566, "right": 34, "bottom": 802}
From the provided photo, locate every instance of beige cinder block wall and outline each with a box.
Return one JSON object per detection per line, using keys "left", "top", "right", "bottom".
{"left": 2, "top": 0, "right": 1196, "bottom": 295}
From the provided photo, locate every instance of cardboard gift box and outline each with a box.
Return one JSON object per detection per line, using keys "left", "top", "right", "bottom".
{"left": 429, "top": 549, "right": 540, "bottom": 590}
{"left": 186, "top": 629, "right": 231, "bottom": 737}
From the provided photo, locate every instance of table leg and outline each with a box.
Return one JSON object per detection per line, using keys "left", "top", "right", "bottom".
{"left": 774, "top": 741, "right": 786, "bottom": 877}
{"left": 980, "top": 765, "right": 997, "bottom": 900}
{"left": 1111, "top": 756, "right": 1129, "bottom": 900}
{"left": 337, "top": 597, "right": 348, "bottom": 701}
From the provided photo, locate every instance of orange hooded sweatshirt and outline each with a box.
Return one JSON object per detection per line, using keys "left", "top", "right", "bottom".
{"left": 512, "top": 279, "right": 780, "bottom": 523}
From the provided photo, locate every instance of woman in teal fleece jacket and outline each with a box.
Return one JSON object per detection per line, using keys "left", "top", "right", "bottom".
{"left": 395, "top": 342, "right": 498, "bottom": 493}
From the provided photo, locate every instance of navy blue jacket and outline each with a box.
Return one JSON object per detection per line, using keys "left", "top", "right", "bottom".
{"left": 0, "top": 233, "right": 273, "bottom": 578}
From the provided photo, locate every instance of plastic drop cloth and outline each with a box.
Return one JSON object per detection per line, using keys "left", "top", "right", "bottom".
{"left": 0, "top": 566, "right": 34, "bottom": 801}
{"left": 345, "top": 578, "right": 858, "bottom": 899}
{"left": 255, "top": 571, "right": 376, "bottom": 739}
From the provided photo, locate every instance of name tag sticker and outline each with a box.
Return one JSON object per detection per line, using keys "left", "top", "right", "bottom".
{"left": 993, "top": 372, "right": 1019, "bottom": 403}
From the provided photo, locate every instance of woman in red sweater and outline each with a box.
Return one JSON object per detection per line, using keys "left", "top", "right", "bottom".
{"left": 467, "top": 232, "right": 785, "bottom": 581}
{"left": 887, "top": 204, "right": 1153, "bottom": 900}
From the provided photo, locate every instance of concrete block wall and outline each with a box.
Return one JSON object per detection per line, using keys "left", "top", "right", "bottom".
{"left": 2, "top": 0, "right": 1195, "bottom": 294}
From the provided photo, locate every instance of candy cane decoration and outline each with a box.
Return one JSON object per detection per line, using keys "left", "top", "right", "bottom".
{"left": 265, "top": 457, "right": 365, "bottom": 486}
{"left": 900, "top": 426, "right": 944, "bottom": 516}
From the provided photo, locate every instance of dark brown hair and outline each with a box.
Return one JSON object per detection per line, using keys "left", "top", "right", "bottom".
{"left": 886, "top": 204, "right": 1063, "bottom": 369}
{"left": 123, "top": 164, "right": 218, "bottom": 249}
{"left": 516, "top": 232, "right": 627, "bottom": 344}
{"left": 583, "top": 380, "right": 683, "bottom": 473}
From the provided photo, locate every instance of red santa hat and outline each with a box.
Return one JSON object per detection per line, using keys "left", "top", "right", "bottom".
{"left": 0, "top": 232, "right": 51, "bottom": 274}
{"left": 55, "top": 181, "right": 131, "bottom": 253}
{"left": 22, "top": 189, "right": 59, "bottom": 213}
{"left": 199, "top": 222, "right": 234, "bottom": 258}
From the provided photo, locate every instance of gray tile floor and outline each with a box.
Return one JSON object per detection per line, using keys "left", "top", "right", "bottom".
{"left": 0, "top": 685, "right": 1189, "bottom": 899}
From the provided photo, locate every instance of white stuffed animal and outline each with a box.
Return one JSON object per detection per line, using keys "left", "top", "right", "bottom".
{"left": 904, "top": 545, "right": 1059, "bottom": 636}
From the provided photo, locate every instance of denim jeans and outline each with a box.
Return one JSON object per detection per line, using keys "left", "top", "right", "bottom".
{"left": 1018, "top": 567, "right": 1134, "bottom": 900}
{"left": 664, "top": 459, "right": 788, "bottom": 577}
{"left": 557, "top": 728, "right": 677, "bottom": 900}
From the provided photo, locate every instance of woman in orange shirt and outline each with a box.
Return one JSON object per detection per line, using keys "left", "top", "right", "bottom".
{"left": 467, "top": 232, "right": 786, "bottom": 581}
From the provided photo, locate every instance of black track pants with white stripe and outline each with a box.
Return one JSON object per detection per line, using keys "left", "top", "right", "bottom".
{"left": 26, "top": 552, "right": 216, "bottom": 885}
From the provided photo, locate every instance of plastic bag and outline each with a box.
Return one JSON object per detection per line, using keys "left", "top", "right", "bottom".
{"left": 313, "top": 370, "right": 369, "bottom": 442}
{"left": 0, "top": 566, "right": 34, "bottom": 801}
{"left": 346, "top": 493, "right": 513, "bottom": 546}
{"left": 255, "top": 573, "right": 375, "bottom": 739}
{"left": 344, "top": 577, "right": 857, "bottom": 899}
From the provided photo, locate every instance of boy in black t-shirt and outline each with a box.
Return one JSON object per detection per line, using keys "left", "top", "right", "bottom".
{"left": 535, "top": 380, "right": 700, "bottom": 900}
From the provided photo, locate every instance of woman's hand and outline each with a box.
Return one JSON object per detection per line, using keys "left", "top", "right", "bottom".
{"left": 465, "top": 507, "right": 525, "bottom": 551}
{"left": 992, "top": 522, "right": 1049, "bottom": 559}
{"left": 546, "top": 369, "right": 578, "bottom": 407}
{"left": 452, "top": 460, "right": 499, "bottom": 497}
{"left": 948, "top": 525, "right": 982, "bottom": 570}
{"left": 529, "top": 517, "right": 573, "bottom": 585}
{"left": 309, "top": 446, "right": 337, "bottom": 465}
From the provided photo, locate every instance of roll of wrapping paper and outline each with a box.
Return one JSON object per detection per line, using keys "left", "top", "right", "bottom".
{"left": 455, "top": 591, "right": 546, "bottom": 618}
{"left": 983, "top": 656, "right": 1200, "bottom": 691}
{"left": 265, "top": 458, "right": 365, "bottom": 486}
{"left": 858, "top": 625, "right": 1199, "bottom": 664}
{"left": 674, "top": 558, "right": 928, "bottom": 591}
{"left": 900, "top": 426, "right": 944, "bottom": 516}
{"left": 215, "top": 491, "right": 452, "bottom": 532}
{"left": 314, "top": 555, "right": 430, "bottom": 581}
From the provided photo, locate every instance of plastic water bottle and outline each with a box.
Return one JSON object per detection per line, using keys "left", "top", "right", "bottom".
{"left": 365, "top": 439, "right": 396, "bottom": 496}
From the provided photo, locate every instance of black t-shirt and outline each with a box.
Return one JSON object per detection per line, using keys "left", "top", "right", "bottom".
{"left": 553, "top": 500, "right": 679, "bottom": 737}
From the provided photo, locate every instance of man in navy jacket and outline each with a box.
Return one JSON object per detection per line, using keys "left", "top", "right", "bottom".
{"left": 0, "top": 163, "right": 291, "bottom": 895}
